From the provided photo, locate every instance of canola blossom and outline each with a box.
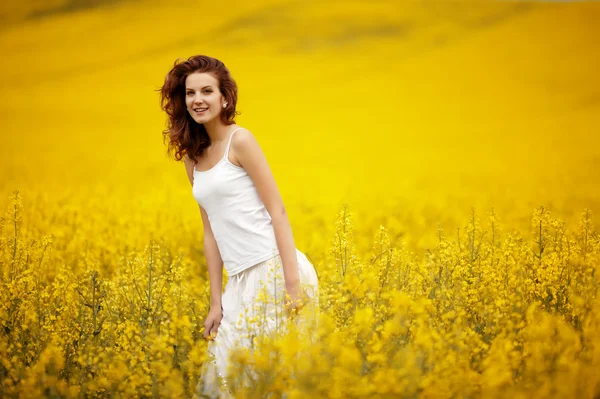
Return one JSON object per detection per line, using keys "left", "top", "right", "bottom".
{"left": 1, "top": 192, "right": 599, "bottom": 398}
{"left": 1, "top": 1, "right": 599, "bottom": 397}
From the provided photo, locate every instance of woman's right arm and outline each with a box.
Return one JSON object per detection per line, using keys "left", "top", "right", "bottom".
{"left": 184, "top": 155, "right": 224, "bottom": 338}
{"left": 199, "top": 205, "right": 224, "bottom": 310}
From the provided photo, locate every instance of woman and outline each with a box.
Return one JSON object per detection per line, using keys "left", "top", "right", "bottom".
{"left": 159, "top": 55, "right": 319, "bottom": 397}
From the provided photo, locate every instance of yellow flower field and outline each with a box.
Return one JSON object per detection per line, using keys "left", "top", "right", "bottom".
{"left": 1, "top": 1, "right": 599, "bottom": 398}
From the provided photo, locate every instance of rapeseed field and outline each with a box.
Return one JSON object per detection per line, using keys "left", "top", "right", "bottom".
{"left": 1, "top": 1, "right": 599, "bottom": 397}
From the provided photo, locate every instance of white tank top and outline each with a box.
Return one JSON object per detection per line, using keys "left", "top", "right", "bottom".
{"left": 192, "top": 127, "right": 280, "bottom": 276}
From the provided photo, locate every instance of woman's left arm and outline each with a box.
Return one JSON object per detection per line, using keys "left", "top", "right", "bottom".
{"left": 231, "top": 129, "right": 301, "bottom": 291}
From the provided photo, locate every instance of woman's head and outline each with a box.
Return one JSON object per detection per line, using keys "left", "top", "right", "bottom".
{"left": 158, "top": 55, "right": 239, "bottom": 162}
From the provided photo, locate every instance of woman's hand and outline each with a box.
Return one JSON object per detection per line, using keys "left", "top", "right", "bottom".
{"left": 285, "top": 281, "right": 308, "bottom": 315}
{"left": 203, "top": 307, "right": 223, "bottom": 340}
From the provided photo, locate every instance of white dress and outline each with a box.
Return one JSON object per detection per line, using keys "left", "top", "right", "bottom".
{"left": 190, "top": 126, "right": 319, "bottom": 397}
{"left": 194, "top": 248, "right": 319, "bottom": 398}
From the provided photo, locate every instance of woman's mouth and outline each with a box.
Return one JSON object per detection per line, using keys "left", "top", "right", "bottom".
{"left": 193, "top": 108, "right": 208, "bottom": 114}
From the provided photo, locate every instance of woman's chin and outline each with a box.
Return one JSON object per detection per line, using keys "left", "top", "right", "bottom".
{"left": 195, "top": 115, "right": 215, "bottom": 124}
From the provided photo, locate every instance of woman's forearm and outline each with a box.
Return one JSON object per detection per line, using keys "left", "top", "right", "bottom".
{"left": 204, "top": 233, "right": 224, "bottom": 309}
{"left": 272, "top": 211, "right": 300, "bottom": 288}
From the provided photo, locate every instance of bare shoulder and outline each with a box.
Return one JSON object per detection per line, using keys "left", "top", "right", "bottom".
{"left": 183, "top": 153, "right": 195, "bottom": 167}
{"left": 230, "top": 128, "right": 263, "bottom": 154}
{"left": 231, "top": 127, "right": 255, "bottom": 145}
{"left": 229, "top": 127, "right": 259, "bottom": 166}
{"left": 183, "top": 153, "right": 195, "bottom": 185}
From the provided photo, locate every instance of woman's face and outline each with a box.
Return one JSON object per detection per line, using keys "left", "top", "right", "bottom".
{"left": 185, "top": 72, "right": 226, "bottom": 125}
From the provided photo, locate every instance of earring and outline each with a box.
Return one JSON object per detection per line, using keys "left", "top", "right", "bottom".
{"left": 223, "top": 103, "right": 227, "bottom": 108}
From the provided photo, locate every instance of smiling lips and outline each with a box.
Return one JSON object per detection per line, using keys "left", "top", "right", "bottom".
{"left": 194, "top": 107, "right": 208, "bottom": 114}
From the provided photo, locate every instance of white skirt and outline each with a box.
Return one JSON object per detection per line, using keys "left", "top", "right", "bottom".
{"left": 194, "top": 248, "right": 319, "bottom": 399}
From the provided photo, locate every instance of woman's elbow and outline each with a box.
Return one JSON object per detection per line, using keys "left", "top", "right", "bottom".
{"left": 270, "top": 206, "right": 288, "bottom": 222}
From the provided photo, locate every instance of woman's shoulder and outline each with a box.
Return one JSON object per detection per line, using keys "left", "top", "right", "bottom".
{"left": 229, "top": 127, "right": 268, "bottom": 170}
{"left": 183, "top": 153, "right": 196, "bottom": 166}
{"left": 230, "top": 126, "right": 256, "bottom": 146}
{"left": 183, "top": 153, "right": 196, "bottom": 185}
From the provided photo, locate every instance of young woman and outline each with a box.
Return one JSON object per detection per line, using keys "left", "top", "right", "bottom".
{"left": 159, "top": 55, "right": 319, "bottom": 397}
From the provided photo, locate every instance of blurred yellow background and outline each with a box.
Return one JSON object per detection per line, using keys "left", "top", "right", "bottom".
{"left": 1, "top": 0, "right": 599, "bottom": 255}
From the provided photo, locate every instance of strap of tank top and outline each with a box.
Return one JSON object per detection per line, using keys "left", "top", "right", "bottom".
{"left": 224, "top": 127, "right": 243, "bottom": 160}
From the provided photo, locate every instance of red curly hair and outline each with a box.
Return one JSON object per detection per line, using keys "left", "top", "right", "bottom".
{"left": 158, "top": 55, "right": 240, "bottom": 164}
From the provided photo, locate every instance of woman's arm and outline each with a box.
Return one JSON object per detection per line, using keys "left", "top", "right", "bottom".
{"left": 230, "top": 130, "right": 302, "bottom": 293}
{"left": 270, "top": 210, "right": 300, "bottom": 287}
{"left": 199, "top": 204, "right": 224, "bottom": 310}
{"left": 184, "top": 155, "right": 224, "bottom": 338}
